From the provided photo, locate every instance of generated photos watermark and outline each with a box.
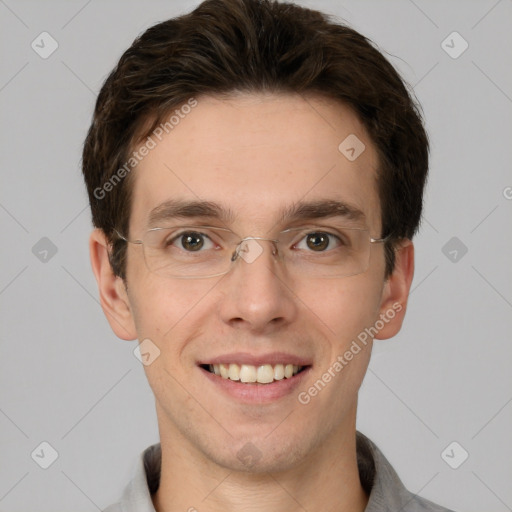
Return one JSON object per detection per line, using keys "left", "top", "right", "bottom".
{"left": 297, "top": 302, "right": 403, "bottom": 405}
{"left": 93, "top": 97, "right": 198, "bottom": 200}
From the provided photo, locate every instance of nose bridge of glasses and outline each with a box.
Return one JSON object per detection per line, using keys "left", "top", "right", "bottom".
{"left": 232, "top": 236, "right": 280, "bottom": 264}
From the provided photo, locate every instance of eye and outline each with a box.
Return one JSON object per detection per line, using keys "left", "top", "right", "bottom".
{"left": 168, "top": 231, "right": 215, "bottom": 252}
{"left": 295, "top": 231, "right": 341, "bottom": 252}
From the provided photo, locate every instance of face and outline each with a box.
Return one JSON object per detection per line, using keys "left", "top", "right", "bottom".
{"left": 94, "top": 93, "right": 412, "bottom": 473}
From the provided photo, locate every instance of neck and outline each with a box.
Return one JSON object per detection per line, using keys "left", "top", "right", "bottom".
{"left": 152, "top": 416, "right": 368, "bottom": 512}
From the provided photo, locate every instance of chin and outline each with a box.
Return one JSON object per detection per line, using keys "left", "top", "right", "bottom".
{"left": 206, "top": 433, "right": 315, "bottom": 475}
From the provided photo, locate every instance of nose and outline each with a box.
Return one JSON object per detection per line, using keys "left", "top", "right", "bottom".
{"left": 230, "top": 236, "right": 279, "bottom": 263}
{"left": 218, "top": 237, "right": 297, "bottom": 334}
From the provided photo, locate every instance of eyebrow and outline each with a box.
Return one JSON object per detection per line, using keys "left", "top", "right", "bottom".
{"left": 147, "top": 198, "right": 366, "bottom": 227}
{"left": 147, "top": 199, "right": 236, "bottom": 226}
{"left": 277, "top": 199, "right": 365, "bottom": 224}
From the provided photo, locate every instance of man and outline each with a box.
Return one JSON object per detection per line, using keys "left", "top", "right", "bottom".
{"left": 83, "top": 0, "right": 453, "bottom": 510}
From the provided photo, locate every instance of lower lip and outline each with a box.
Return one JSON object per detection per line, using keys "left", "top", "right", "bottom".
{"left": 199, "top": 366, "right": 311, "bottom": 404}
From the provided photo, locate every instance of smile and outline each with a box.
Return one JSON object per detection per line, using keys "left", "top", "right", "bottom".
{"left": 203, "top": 363, "right": 306, "bottom": 384}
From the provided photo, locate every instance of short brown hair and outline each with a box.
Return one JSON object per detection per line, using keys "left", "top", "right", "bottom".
{"left": 82, "top": 0, "right": 429, "bottom": 279}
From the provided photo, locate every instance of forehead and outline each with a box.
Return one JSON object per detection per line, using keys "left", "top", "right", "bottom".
{"left": 129, "top": 93, "right": 381, "bottom": 233}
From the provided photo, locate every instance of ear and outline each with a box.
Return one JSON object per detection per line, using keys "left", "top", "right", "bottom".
{"left": 89, "top": 229, "right": 137, "bottom": 341}
{"left": 374, "top": 239, "right": 415, "bottom": 340}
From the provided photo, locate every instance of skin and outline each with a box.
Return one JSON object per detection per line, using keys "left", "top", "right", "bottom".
{"left": 90, "top": 93, "right": 414, "bottom": 512}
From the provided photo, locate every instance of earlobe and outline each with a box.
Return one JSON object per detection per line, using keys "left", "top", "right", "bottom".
{"left": 89, "top": 229, "right": 138, "bottom": 341}
{"left": 374, "top": 240, "right": 415, "bottom": 340}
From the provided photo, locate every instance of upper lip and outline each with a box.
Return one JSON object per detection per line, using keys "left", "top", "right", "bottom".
{"left": 198, "top": 352, "right": 312, "bottom": 367}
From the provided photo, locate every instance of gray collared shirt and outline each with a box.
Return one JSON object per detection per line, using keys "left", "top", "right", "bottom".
{"left": 104, "top": 432, "right": 454, "bottom": 512}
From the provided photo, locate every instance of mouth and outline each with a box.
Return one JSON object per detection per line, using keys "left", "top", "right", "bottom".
{"left": 197, "top": 352, "right": 313, "bottom": 403}
{"left": 200, "top": 363, "right": 309, "bottom": 384}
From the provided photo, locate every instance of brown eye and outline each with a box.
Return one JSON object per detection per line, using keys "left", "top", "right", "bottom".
{"left": 180, "top": 232, "right": 205, "bottom": 251}
{"left": 306, "top": 233, "right": 330, "bottom": 251}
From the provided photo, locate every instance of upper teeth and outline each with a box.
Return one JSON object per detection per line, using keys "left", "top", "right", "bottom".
{"left": 208, "top": 363, "right": 302, "bottom": 384}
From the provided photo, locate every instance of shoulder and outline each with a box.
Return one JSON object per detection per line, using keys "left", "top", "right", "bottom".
{"left": 402, "top": 494, "right": 456, "bottom": 511}
{"left": 357, "top": 432, "right": 456, "bottom": 512}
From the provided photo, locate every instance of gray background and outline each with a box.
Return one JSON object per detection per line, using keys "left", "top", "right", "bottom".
{"left": 1, "top": 0, "right": 511, "bottom": 510}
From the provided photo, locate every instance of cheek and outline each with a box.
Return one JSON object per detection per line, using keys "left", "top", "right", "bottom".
{"left": 125, "top": 242, "right": 208, "bottom": 331}
{"left": 127, "top": 274, "right": 224, "bottom": 355}
{"left": 292, "top": 276, "right": 382, "bottom": 342}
